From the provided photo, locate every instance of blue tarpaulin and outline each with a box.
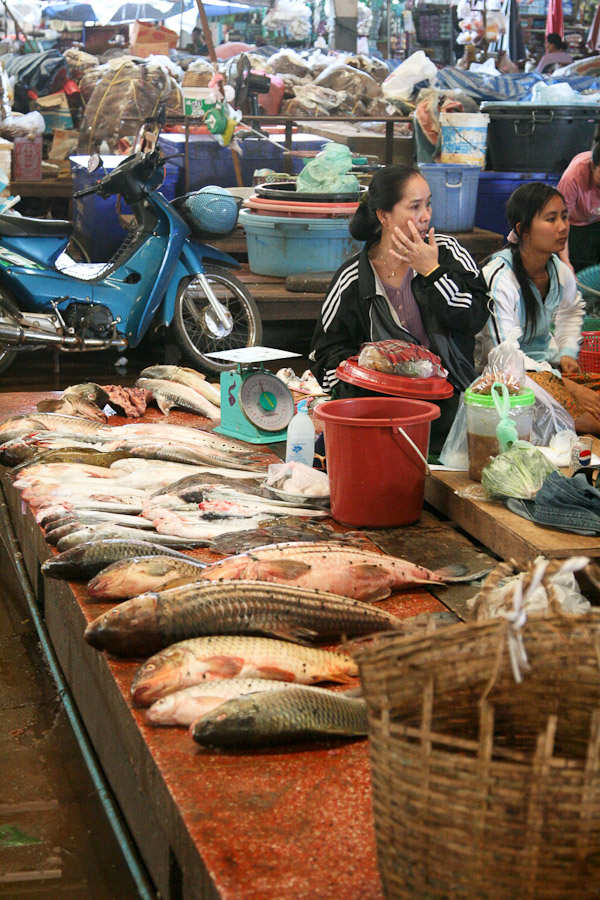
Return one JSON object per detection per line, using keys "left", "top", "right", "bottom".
{"left": 433, "top": 69, "right": 600, "bottom": 102}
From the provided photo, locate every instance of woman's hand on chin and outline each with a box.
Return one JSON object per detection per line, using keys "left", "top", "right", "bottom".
{"left": 564, "top": 378, "right": 600, "bottom": 421}
{"left": 560, "top": 355, "right": 580, "bottom": 374}
{"left": 390, "top": 223, "right": 439, "bottom": 276}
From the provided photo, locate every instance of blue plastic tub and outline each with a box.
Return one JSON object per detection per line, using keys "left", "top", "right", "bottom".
{"left": 158, "top": 133, "right": 328, "bottom": 193}
{"left": 239, "top": 209, "right": 362, "bottom": 276}
{"left": 71, "top": 155, "right": 179, "bottom": 262}
{"left": 420, "top": 163, "right": 481, "bottom": 232}
{"left": 475, "top": 171, "right": 561, "bottom": 238}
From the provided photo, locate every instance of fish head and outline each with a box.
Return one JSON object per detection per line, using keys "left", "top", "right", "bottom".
{"left": 191, "top": 696, "right": 263, "bottom": 747}
{"left": 130, "top": 645, "right": 191, "bottom": 706}
{"left": 84, "top": 594, "right": 160, "bottom": 657}
{"left": 41, "top": 543, "right": 91, "bottom": 580}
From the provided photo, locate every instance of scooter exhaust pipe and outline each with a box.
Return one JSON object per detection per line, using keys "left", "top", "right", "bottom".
{"left": 0, "top": 322, "right": 128, "bottom": 351}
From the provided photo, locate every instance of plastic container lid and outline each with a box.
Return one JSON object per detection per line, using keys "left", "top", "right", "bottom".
{"left": 464, "top": 387, "right": 535, "bottom": 407}
{"left": 336, "top": 356, "right": 454, "bottom": 400}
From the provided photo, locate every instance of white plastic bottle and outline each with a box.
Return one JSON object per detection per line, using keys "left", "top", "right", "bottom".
{"left": 285, "top": 400, "right": 315, "bottom": 467}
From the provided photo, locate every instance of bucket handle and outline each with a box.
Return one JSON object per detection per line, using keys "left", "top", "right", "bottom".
{"left": 396, "top": 426, "right": 431, "bottom": 475}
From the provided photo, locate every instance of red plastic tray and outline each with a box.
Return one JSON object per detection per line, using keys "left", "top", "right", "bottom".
{"left": 336, "top": 356, "right": 454, "bottom": 400}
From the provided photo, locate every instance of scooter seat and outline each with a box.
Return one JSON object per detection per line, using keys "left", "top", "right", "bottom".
{"left": 0, "top": 214, "right": 73, "bottom": 238}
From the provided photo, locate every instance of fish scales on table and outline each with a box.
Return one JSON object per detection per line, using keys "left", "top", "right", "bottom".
{"left": 84, "top": 580, "right": 400, "bottom": 656}
{"left": 135, "top": 378, "right": 221, "bottom": 421}
{"left": 41, "top": 539, "right": 194, "bottom": 581}
{"left": 139, "top": 365, "right": 221, "bottom": 408}
{"left": 197, "top": 541, "right": 473, "bottom": 601}
{"left": 191, "top": 688, "right": 368, "bottom": 749}
{"left": 87, "top": 555, "right": 206, "bottom": 601}
{"left": 131, "top": 635, "right": 359, "bottom": 706}
{"left": 146, "top": 679, "right": 346, "bottom": 727}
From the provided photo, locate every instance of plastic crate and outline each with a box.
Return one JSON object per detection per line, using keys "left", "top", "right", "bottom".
{"left": 579, "top": 331, "right": 600, "bottom": 374}
{"left": 475, "top": 171, "right": 561, "bottom": 237}
{"left": 158, "top": 133, "right": 328, "bottom": 193}
{"left": 70, "top": 155, "right": 179, "bottom": 262}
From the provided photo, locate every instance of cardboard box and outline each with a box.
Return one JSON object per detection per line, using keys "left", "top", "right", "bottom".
{"left": 131, "top": 41, "right": 171, "bottom": 58}
{"left": 182, "top": 87, "right": 218, "bottom": 117}
{"left": 12, "top": 135, "right": 42, "bottom": 181}
{"left": 129, "top": 20, "right": 177, "bottom": 48}
{"left": 33, "top": 91, "right": 73, "bottom": 134}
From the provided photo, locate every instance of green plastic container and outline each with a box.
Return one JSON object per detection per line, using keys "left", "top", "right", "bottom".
{"left": 464, "top": 387, "right": 535, "bottom": 482}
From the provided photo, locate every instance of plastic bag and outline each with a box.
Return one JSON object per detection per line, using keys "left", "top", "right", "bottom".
{"left": 265, "top": 461, "right": 329, "bottom": 497}
{"left": 382, "top": 50, "right": 437, "bottom": 101}
{"left": 490, "top": 381, "right": 519, "bottom": 452}
{"left": 357, "top": 339, "right": 448, "bottom": 378}
{"left": 296, "top": 142, "right": 359, "bottom": 194}
{"left": 439, "top": 393, "right": 468, "bottom": 469}
{"left": 472, "top": 330, "right": 526, "bottom": 393}
{"left": 315, "top": 62, "right": 381, "bottom": 101}
{"left": 0, "top": 110, "right": 44, "bottom": 139}
{"left": 525, "top": 374, "right": 575, "bottom": 446}
{"left": 480, "top": 440, "right": 557, "bottom": 499}
{"left": 268, "top": 48, "right": 311, "bottom": 78}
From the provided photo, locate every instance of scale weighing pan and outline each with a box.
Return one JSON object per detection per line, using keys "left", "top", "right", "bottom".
{"left": 255, "top": 181, "right": 365, "bottom": 203}
{"left": 336, "top": 357, "right": 454, "bottom": 400}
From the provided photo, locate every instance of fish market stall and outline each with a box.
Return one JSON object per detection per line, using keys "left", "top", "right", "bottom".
{"left": 0, "top": 385, "right": 496, "bottom": 900}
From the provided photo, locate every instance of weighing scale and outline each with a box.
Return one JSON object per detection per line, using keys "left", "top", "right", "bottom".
{"left": 209, "top": 347, "right": 301, "bottom": 444}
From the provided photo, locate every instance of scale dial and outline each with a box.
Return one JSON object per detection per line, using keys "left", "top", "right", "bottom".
{"left": 238, "top": 370, "right": 295, "bottom": 432}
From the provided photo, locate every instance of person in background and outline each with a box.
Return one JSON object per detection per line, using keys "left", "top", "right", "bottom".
{"left": 535, "top": 32, "right": 572, "bottom": 74}
{"left": 309, "top": 165, "right": 490, "bottom": 453}
{"left": 557, "top": 138, "right": 600, "bottom": 272}
{"left": 188, "top": 26, "right": 208, "bottom": 55}
{"left": 478, "top": 182, "right": 600, "bottom": 435}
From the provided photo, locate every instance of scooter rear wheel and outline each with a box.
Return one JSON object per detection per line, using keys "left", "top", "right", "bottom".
{"left": 171, "top": 266, "right": 262, "bottom": 374}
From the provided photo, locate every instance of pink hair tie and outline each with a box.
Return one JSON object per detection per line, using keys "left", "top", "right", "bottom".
{"left": 507, "top": 229, "right": 519, "bottom": 244}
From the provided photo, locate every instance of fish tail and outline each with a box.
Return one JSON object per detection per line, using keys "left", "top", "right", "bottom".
{"left": 433, "top": 564, "right": 493, "bottom": 583}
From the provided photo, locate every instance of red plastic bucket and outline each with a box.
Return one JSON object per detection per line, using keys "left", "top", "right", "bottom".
{"left": 314, "top": 397, "right": 440, "bottom": 528}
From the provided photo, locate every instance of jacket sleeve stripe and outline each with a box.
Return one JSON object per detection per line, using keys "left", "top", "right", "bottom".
{"left": 434, "top": 273, "right": 473, "bottom": 308}
{"left": 321, "top": 262, "right": 360, "bottom": 332}
{"left": 435, "top": 234, "right": 479, "bottom": 274}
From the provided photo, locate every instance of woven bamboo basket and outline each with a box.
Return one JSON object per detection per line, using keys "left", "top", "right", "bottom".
{"left": 354, "top": 613, "right": 600, "bottom": 900}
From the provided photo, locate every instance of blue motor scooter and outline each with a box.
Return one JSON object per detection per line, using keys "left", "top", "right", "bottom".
{"left": 0, "top": 144, "right": 262, "bottom": 375}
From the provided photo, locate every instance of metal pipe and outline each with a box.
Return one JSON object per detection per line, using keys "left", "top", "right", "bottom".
{"left": 0, "top": 322, "right": 128, "bottom": 351}
{"left": 0, "top": 480, "right": 157, "bottom": 900}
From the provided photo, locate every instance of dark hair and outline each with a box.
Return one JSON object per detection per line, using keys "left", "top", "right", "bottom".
{"left": 546, "top": 32, "right": 566, "bottom": 51}
{"left": 506, "top": 181, "right": 564, "bottom": 341}
{"left": 592, "top": 141, "right": 600, "bottom": 169}
{"left": 349, "top": 164, "right": 423, "bottom": 242}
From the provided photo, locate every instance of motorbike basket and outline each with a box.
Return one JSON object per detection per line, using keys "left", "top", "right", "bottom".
{"left": 172, "top": 189, "right": 242, "bottom": 241}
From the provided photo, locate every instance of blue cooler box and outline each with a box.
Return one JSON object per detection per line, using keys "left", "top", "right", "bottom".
{"left": 475, "top": 171, "right": 562, "bottom": 239}
{"left": 420, "top": 163, "right": 481, "bottom": 232}
{"left": 71, "top": 155, "right": 179, "bottom": 262}
{"left": 158, "top": 133, "right": 329, "bottom": 193}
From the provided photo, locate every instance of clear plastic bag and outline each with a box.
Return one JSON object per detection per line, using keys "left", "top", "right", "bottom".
{"left": 525, "top": 375, "right": 575, "bottom": 446}
{"left": 439, "top": 393, "right": 468, "bottom": 469}
{"left": 472, "top": 331, "right": 526, "bottom": 394}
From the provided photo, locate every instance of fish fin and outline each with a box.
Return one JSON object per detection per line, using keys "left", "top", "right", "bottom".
{"left": 266, "top": 626, "right": 318, "bottom": 645}
{"left": 254, "top": 559, "right": 312, "bottom": 580}
{"left": 205, "top": 655, "right": 244, "bottom": 678}
{"left": 154, "top": 394, "right": 174, "bottom": 416}
{"left": 350, "top": 564, "right": 393, "bottom": 600}
{"left": 256, "top": 666, "right": 296, "bottom": 681}
{"left": 432, "top": 564, "right": 493, "bottom": 583}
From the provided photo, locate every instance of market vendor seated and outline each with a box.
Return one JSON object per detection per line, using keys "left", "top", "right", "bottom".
{"left": 557, "top": 137, "right": 600, "bottom": 272}
{"left": 309, "top": 164, "right": 491, "bottom": 453}
{"left": 478, "top": 182, "right": 600, "bottom": 436}
{"left": 535, "top": 33, "right": 572, "bottom": 74}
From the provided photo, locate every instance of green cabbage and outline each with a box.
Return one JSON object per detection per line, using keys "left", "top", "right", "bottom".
{"left": 481, "top": 441, "right": 557, "bottom": 499}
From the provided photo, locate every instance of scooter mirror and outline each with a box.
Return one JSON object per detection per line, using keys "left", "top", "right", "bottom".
{"left": 87, "top": 153, "right": 102, "bottom": 174}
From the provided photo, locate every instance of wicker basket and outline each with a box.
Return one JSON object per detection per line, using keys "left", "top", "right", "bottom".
{"left": 354, "top": 614, "right": 600, "bottom": 900}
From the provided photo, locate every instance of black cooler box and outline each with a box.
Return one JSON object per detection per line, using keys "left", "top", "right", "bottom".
{"left": 481, "top": 103, "right": 599, "bottom": 172}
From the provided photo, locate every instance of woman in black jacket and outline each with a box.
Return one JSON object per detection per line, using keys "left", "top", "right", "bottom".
{"left": 309, "top": 164, "right": 491, "bottom": 451}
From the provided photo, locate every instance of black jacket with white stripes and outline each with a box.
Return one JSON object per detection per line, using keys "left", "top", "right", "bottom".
{"left": 309, "top": 236, "right": 490, "bottom": 394}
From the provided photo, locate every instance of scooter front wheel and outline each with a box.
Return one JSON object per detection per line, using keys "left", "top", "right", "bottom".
{"left": 171, "top": 266, "right": 263, "bottom": 374}
{"left": 0, "top": 286, "right": 20, "bottom": 376}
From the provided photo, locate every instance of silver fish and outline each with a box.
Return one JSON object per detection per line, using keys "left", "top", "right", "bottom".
{"left": 87, "top": 555, "right": 206, "bottom": 601}
{"left": 135, "top": 378, "right": 221, "bottom": 420}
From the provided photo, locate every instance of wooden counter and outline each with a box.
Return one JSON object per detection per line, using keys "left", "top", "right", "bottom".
{"left": 0, "top": 390, "right": 494, "bottom": 900}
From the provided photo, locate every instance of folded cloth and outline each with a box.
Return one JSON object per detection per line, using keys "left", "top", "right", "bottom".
{"left": 504, "top": 470, "right": 600, "bottom": 535}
